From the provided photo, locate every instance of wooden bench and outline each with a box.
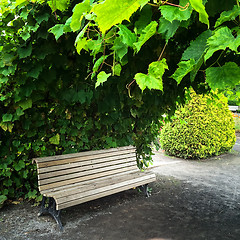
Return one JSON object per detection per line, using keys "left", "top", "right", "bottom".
{"left": 33, "top": 146, "right": 156, "bottom": 230}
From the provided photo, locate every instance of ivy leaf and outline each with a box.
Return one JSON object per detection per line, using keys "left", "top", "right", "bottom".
{"left": 158, "top": 18, "right": 180, "bottom": 40}
{"left": 135, "top": 59, "right": 168, "bottom": 91}
{"left": 205, "top": 27, "right": 240, "bottom": 61}
{"left": 206, "top": 62, "right": 240, "bottom": 90}
{"left": 118, "top": 24, "right": 136, "bottom": 47}
{"left": 17, "top": 44, "right": 32, "bottom": 59}
{"left": 159, "top": 0, "right": 192, "bottom": 23}
{"left": 133, "top": 21, "right": 158, "bottom": 53}
{"left": 171, "top": 59, "right": 195, "bottom": 84}
{"left": 215, "top": 5, "right": 240, "bottom": 27}
{"left": 2, "top": 113, "right": 13, "bottom": 122}
{"left": 189, "top": 0, "right": 209, "bottom": 27}
{"left": 95, "top": 71, "right": 111, "bottom": 88}
{"left": 13, "top": 160, "right": 25, "bottom": 171}
{"left": 70, "top": 0, "right": 91, "bottom": 32}
{"left": 49, "top": 24, "right": 65, "bottom": 41}
{"left": 49, "top": 134, "right": 60, "bottom": 145}
{"left": 92, "top": 0, "right": 148, "bottom": 34}
{"left": 27, "top": 65, "right": 43, "bottom": 79}
{"left": 18, "top": 99, "right": 32, "bottom": 110}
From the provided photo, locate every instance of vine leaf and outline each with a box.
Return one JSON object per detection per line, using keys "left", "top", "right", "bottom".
{"left": 171, "top": 59, "right": 195, "bottom": 84}
{"left": 49, "top": 134, "right": 60, "bottom": 145}
{"left": 95, "top": 71, "right": 111, "bottom": 88}
{"left": 49, "top": 24, "right": 65, "bottom": 40}
{"left": 204, "top": 27, "right": 240, "bottom": 61}
{"left": 92, "top": 0, "right": 148, "bottom": 34}
{"left": 70, "top": 0, "right": 91, "bottom": 32}
{"left": 182, "top": 30, "right": 212, "bottom": 61}
{"left": 215, "top": 5, "right": 240, "bottom": 27}
{"left": 189, "top": 0, "right": 209, "bottom": 27}
{"left": 206, "top": 62, "right": 240, "bottom": 90}
{"left": 133, "top": 21, "right": 158, "bottom": 53}
{"left": 135, "top": 59, "right": 168, "bottom": 91}
{"left": 159, "top": 0, "right": 192, "bottom": 23}
{"left": 158, "top": 18, "right": 180, "bottom": 40}
{"left": 118, "top": 24, "right": 136, "bottom": 48}
{"left": 17, "top": 44, "right": 32, "bottom": 59}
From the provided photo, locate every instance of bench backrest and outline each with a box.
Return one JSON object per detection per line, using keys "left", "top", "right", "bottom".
{"left": 33, "top": 146, "right": 138, "bottom": 193}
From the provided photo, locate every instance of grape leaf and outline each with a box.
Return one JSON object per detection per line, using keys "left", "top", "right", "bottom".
{"left": 205, "top": 27, "right": 240, "bottom": 61}
{"left": 70, "top": 0, "right": 91, "bottom": 32}
{"left": 17, "top": 44, "right": 32, "bottom": 59}
{"left": 206, "top": 62, "right": 240, "bottom": 90}
{"left": 159, "top": 0, "right": 192, "bottom": 23}
{"left": 133, "top": 21, "right": 158, "bottom": 53}
{"left": 112, "top": 37, "right": 128, "bottom": 62}
{"left": 182, "top": 29, "right": 212, "bottom": 61}
{"left": 215, "top": 5, "right": 240, "bottom": 27}
{"left": 95, "top": 71, "right": 111, "bottom": 88}
{"left": 47, "top": 0, "right": 70, "bottom": 12}
{"left": 92, "top": 0, "right": 148, "bottom": 34}
{"left": 135, "top": 59, "right": 168, "bottom": 91}
{"left": 49, "top": 24, "right": 65, "bottom": 41}
{"left": 112, "top": 63, "right": 122, "bottom": 76}
{"left": 76, "top": 37, "right": 88, "bottom": 54}
{"left": 158, "top": 18, "right": 180, "bottom": 40}
{"left": 118, "top": 24, "right": 136, "bottom": 48}
{"left": 189, "top": 0, "right": 209, "bottom": 27}
{"left": 171, "top": 59, "right": 195, "bottom": 84}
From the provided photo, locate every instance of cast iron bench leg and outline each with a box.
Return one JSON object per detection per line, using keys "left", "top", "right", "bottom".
{"left": 38, "top": 196, "right": 63, "bottom": 231}
{"left": 138, "top": 184, "right": 150, "bottom": 197}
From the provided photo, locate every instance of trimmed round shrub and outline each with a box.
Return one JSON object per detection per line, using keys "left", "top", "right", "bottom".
{"left": 160, "top": 91, "right": 236, "bottom": 159}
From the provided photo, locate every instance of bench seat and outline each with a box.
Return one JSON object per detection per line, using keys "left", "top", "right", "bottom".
{"left": 33, "top": 146, "right": 156, "bottom": 229}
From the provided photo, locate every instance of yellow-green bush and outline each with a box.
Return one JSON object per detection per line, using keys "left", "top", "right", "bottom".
{"left": 160, "top": 91, "right": 236, "bottom": 159}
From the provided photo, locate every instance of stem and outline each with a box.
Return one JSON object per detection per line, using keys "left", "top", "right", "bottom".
{"left": 237, "top": 0, "right": 239, "bottom": 7}
{"left": 158, "top": 42, "right": 168, "bottom": 61}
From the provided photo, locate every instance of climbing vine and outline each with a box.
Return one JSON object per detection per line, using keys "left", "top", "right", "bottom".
{"left": 0, "top": 0, "right": 240, "bottom": 201}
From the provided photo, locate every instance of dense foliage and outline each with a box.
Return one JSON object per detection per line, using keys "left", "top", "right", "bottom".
{"left": 160, "top": 91, "right": 236, "bottom": 159}
{"left": 0, "top": 0, "right": 240, "bottom": 201}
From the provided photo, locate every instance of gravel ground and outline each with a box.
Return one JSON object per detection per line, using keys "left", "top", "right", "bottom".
{"left": 0, "top": 135, "right": 239, "bottom": 240}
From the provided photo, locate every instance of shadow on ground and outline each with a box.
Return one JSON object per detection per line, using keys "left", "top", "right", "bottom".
{"left": 0, "top": 136, "right": 240, "bottom": 240}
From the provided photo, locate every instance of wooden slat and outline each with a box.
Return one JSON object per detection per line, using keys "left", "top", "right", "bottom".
{"left": 39, "top": 165, "right": 138, "bottom": 191}
{"left": 37, "top": 149, "right": 135, "bottom": 168}
{"left": 48, "top": 171, "right": 155, "bottom": 199}
{"left": 33, "top": 146, "right": 135, "bottom": 163}
{"left": 56, "top": 174, "right": 156, "bottom": 210}
{"left": 38, "top": 156, "right": 136, "bottom": 180}
{"left": 39, "top": 161, "right": 137, "bottom": 186}
{"left": 38, "top": 152, "right": 136, "bottom": 175}
{"left": 41, "top": 169, "right": 139, "bottom": 195}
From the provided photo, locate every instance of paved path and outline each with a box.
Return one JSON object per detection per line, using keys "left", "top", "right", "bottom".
{"left": 151, "top": 137, "right": 240, "bottom": 208}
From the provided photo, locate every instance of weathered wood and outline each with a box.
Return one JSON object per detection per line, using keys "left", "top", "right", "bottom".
{"left": 57, "top": 175, "right": 155, "bottom": 210}
{"left": 39, "top": 165, "right": 138, "bottom": 191}
{"left": 34, "top": 145, "right": 156, "bottom": 215}
{"left": 33, "top": 146, "right": 135, "bottom": 163}
{"left": 38, "top": 156, "right": 136, "bottom": 180}
{"left": 37, "top": 152, "right": 136, "bottom": 174}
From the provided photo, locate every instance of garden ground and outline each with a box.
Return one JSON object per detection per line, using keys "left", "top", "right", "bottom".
{"left": 0, "top": 134, "right": 240, "bottom": 240}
